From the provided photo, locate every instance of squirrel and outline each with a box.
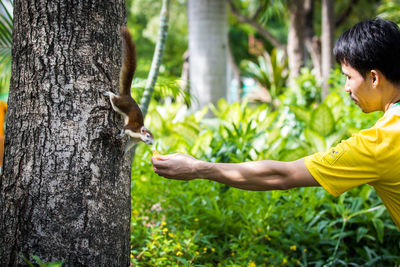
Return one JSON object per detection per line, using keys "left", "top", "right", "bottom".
{"left": 104, "top": 26, "right": 154, "bottom": 153}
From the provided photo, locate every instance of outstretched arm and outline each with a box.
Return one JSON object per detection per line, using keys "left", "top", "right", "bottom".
{"left": 152, "top": 154, "right": 320, "bottom": 191}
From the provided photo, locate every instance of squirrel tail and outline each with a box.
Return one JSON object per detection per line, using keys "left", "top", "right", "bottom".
{"left": 119, "top": 26, "right": 137, "bottom": 96}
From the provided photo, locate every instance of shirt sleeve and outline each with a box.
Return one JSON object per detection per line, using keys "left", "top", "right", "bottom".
{"left": 304, "top": 128, "right": 379, "bottom": 197}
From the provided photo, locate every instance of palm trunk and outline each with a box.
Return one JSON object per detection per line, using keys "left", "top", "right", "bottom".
{"left": 139, "top": 0, "right": 170, "bottom": 117}
{"left": 188, "top": 0, "right": 228, "bottom": 116}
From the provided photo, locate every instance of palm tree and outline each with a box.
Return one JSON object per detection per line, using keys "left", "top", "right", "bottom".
{"left": 187, "top": 0, "right": 229, "bottom": 116}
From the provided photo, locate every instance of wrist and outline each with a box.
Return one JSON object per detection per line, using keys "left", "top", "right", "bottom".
{"left": 195, "top": 160, "right": 215, "bottom": 180}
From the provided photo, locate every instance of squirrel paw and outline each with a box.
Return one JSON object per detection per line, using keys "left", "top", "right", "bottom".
{"left": 116, "top": 129, "right": 125, "bottom": 139}
{"left": 103, "top": 91, "right": 112, "bottom": 97}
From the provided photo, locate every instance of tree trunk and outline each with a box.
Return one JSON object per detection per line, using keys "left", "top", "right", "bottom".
{"left": 304, "top": 0, "right": 322, "bottom": 82}
{"left": 188, "top": 0, "right": 228, "bottom": 116}
{"left": 287, "top": 0, "right": 305, "bottom": 89}
{"left": 227, "top": 43, "right": 242, "bottom": 102}
{"left": 180, "top": 50, "right": 190, "bottom": 96}
{"left": 140, "top": 0, "right": 170, "bottom": 118}
{"left": 0, "top": 1, "right": 131, "bottom": 266}
{"left": 321, "top": 0, "right": 334, "bottom": 99}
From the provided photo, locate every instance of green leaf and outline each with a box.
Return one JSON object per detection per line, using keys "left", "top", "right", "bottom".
{"left": 372, "top": 218, "right": 384, "bottom": 244}
{"left": 289, "top": 105, "right": 311, "bottom": 124}
{"left": 304, "top": 128, "right": 326, "bottom": 152}
{"left": 279, "top": 146, "right": 308, "bottom": 162}
{"left": 259, "top": 110, "right": 278, "bottom": 130}
{"left": 310, "top": 104, "right": 335, "bottom": 136}
{"left": 325, "top": 129, "right": 347, "bottom": 148}
{"left": 356, "top": 227, "right": 369, "bottom": 243}
{"left": 323, "top": 92, "right": 343, "bottom": 121}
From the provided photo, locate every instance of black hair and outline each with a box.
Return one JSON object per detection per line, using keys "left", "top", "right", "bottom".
{"left": 334, "top": 18, "right": 400, "bottom": 84}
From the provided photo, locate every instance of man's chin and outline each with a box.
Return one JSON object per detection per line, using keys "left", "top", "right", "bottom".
{"left": 360, "top": 106, "right": 377, "bottom": 114}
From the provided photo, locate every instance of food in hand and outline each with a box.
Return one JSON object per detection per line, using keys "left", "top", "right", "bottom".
{"left": 153, "top": 150, "right": 160, "bottom": 160}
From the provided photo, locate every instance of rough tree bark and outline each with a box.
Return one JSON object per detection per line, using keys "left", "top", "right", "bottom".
{"left": 0, "top": 0, "right": 132, "bottom": 266}
{"left": 188, "top": 0, "right": 228, "bottom": 116}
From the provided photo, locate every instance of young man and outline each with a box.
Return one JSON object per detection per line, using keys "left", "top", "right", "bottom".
{"left": 152, "top": 18, "right": 400, "bottom": 229}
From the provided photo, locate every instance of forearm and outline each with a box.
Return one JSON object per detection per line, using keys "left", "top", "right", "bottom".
{"left": 195, "top": 160, "right": 296, "bottom": 191}
{"left": 152, "top": 154, "right": 319, "bottom": 190}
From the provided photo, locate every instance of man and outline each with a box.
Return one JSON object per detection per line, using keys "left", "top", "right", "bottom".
{"left": 152, "top": 18, "right": 400, "bottom": 229}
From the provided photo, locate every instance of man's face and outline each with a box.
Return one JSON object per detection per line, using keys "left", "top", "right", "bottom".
{"left": 341, "top": 62, "right": 380, "bottom": 113}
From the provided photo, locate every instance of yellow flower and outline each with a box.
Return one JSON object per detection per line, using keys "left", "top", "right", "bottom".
{"left": 168, "top": 232, "right": 175, "bottom": 238}
{"left": 195, "top": 251, "right": 199, "bottom": 255}
{"left": 248, "top": 261, "right": 256, "bottom": 267}
{"left": 161, "top": 220, "right": 166, "bottom": 226}
{"left": 130, "top": 254, "right": 134, "bottom": 259}
{"left": 290, "top": 245, "right": 297, "bottom": 251}
{"left": 304, "top": 248, "right": 308, "bottom": 253}
{"left": 211, "top": 248, "right": 215, "bottom": 252}
{"left": 194, "top": 218, "right": 199, "bottom": 222}
{"left": 203, "top": 247, "right": 207, "bottom": 253}
{"left": 282, "top": 258, "right": 288, "bottom": 264}
{"left": 264, "top": 234, "right": 271, "bottom": 241}
{"left": 176, "top": 251, "right": 183, "bottom": 256}
{"left": 162, "top": 228, "right": 168, "bottom": 233}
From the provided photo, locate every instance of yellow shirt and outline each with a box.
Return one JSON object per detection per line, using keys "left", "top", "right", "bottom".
{"left": 305, "top": 104, "right": 400, "bottom": 229}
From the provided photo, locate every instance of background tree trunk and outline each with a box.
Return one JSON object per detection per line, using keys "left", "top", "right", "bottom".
{"left": 321, "top": 0, "right": 334, "bottom": 99}
{"left": 139, "top": 0, "right": 170, "bottom": 118}
{"left": 0, "top": 0, "right": 131, "bottom": 266}
{"left": 304, "top": 0, "right": 322, "bottom": 82}
{"left": 287, "top": 0, "right": 305, "bottom": 89}
{"left": 188, "top": 0, "right": 228, "bottom": 116}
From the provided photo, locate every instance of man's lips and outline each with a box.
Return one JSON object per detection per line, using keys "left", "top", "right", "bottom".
{"left": 350, "top": 94, "right": 358, "bottom": 104}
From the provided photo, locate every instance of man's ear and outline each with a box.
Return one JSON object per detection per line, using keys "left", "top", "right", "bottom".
{"left": 370, "top": 69, "right": 380, "bottom": 88}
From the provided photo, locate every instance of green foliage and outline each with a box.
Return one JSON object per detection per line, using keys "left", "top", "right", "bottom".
{"left": 20, "top": 254, "right": 64, "bottom": 267}
{"left": 242, "top": 49, "right": 288, "bottom": 106}
{"left": 131, "top": 76, "right": 191, "bottom": 106}
{"left": 289, "top": 94, "right": 347, "bottom": 153}
{"left": 207, "top": 99, "right": 280, "bottom": 163}
{"left": 0, "top": 0, "right": 12, "bottom": 94}
{"left": 131, "top": 67, "right": 399, "bottom": 265}
{"left": 127, "top": 0, "right": 187, "bottom": 78}
{"left": 378, "top": 0, "right": 400, "bottom": 25}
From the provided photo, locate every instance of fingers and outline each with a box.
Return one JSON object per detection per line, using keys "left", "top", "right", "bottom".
{"left": 151, "top": 153, "right": 196, "bottom": 180}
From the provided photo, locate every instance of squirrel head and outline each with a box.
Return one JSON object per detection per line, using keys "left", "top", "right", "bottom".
{"left": 140, "top": 126, "right": 154, "bottom": 145}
